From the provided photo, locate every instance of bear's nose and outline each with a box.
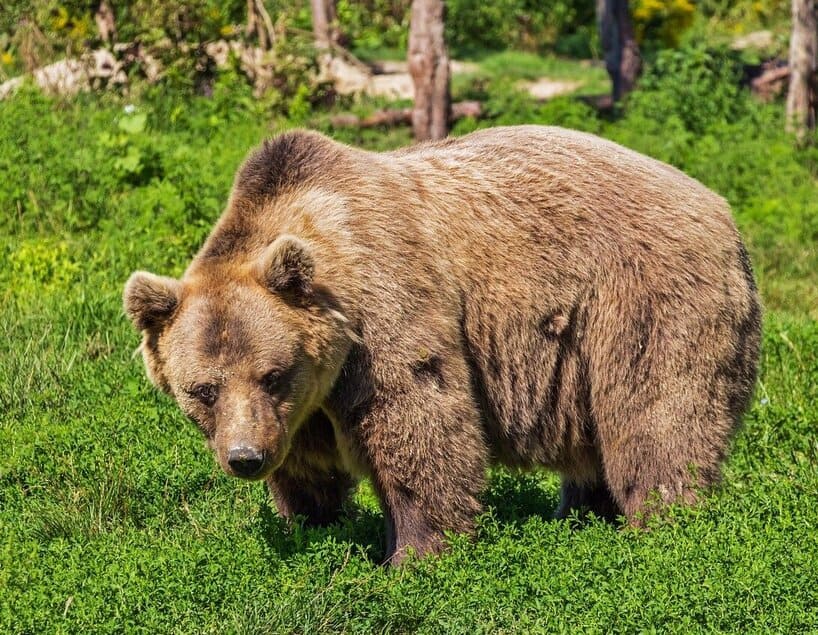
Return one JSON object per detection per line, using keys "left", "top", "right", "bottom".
{"left": 227, "top": 446, "right": 266, "bottom": 477}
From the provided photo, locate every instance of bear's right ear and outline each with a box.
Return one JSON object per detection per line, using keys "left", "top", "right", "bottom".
{"left": 123, "top": 271, "right": 183, "bottom": 331}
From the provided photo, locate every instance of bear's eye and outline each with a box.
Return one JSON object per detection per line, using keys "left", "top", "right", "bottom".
{"left": 261, "top": 369, "right": 286, "bottom": 395}
{"left": 189, "top": 383, "right": 219, "bottom": 407}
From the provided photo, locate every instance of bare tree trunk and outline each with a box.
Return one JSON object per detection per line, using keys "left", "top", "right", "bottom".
{"left": 408, "top": 0, "right": 451, "bottom": 141}
{"left": 786, "top": 0, "right": 817, "bottom": 136}
{"left": 95, "top": 0, "right": 117, "bottom": 44}
{"left": 326, "top": 0, "right": 342, "bottom": 47}
{"left": 597, "top": 0, "right": 641, "bottom": 101}
{"left": 246, "top": 0, "right": 258, "bottom": 40}
{"left": 311, "top": 0, "right": 332, "bottom": 50}
{"left": 311, "top": 0, "right": 342, "bottom": 49}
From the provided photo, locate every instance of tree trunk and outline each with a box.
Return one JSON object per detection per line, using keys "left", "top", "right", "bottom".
{"left": 326, "top": 0, "right": 343, "bottom": 47}
{"left": 311, "top": 0, "right": 331, "bottom": 50}
{"left": 408, "top": 0, "right": 451, "bottom": 141}
{"left": 246, "top": 0, "right": 275, "bottom": 51}
{"left": 597, "top": 0, "right": 641, "bottom": 101}
{"left": 786, "top": 0, "right": 818, "bottom": 136}
{"left": 311, "top": 0, "right": 342, "bottom": 49}
{"left": 95, "top": 1, "right": 117, "bottom": 44}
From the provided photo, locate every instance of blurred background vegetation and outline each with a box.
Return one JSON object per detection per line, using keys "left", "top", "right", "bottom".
{"left": 0, "top": 0, "right": 794, "bottom": 77}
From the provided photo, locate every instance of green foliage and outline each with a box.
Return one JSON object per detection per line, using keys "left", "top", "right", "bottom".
{"left": 632, "top": 0, "right": 696, "bottom": 48}
{"left": 7, "top": 238, "right": 79, "bottom": 297}
{"left": 96, "top": 0, "right": 246, "bottom": 44}
{"left": 627, "top": 45, "right": 749, "bottom": 135}
{"left": 332, "top": 0, "right": 598, "bottom": 56}
{"left": 694, "top": 0, "right": 790, "bottom": 33}
{"left": 337, "top": 0, "right": 410, "bottom": 50}
{"left": 0, "top": 0, "right": 796, "bottom": 90}
{"left": 2, "top": 44, "right": 818, "bottom": 633}
{"left": 0, "top": 1, "right": 319, "bottom": 95}
{"left": 448, "top": 0, "right": 596, "bottom": 55}
{"left": 100, "top": 110, "right": 161, "bottom": 183}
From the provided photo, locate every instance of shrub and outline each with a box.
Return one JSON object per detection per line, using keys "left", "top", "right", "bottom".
{"left": 626, "top": 45, "right": 749, "bottom": 135}
{"left": 632, "top": 0, "right": 696, "bottom": 48}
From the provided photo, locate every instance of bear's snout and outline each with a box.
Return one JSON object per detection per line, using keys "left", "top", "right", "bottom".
{"left": 227, "top": 445, "right": 267, "bottom": 478}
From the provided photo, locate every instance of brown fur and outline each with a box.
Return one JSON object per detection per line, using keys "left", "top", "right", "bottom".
{"left": 124, "top": 126, "right": 761, "bottom": 564}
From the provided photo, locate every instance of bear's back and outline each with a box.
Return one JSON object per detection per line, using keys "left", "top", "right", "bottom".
{"left": 372, "top": 125, "right": 741, "bottom": 305}
{"left": 387, "top": 125, "right": 734, "bottom": 242}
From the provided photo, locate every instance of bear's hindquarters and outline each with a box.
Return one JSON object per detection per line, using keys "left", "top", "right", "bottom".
{"left": 586, "top": 248, "right": 761, "bottom": 522}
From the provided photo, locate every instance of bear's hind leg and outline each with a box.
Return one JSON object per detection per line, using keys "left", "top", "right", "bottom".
{"left": 598, "top": 424, "right": 723, "bottom": 525}
{"left": 587, "top": 284, "right": 755, "bottom": 525}
{"left": 555, "top": 478, "right": 621, "bottom": 522}
{"left": 593, "top": 357, "right": 736, "bottom": 523}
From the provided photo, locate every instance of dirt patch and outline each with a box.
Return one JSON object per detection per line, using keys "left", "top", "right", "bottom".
{"left": 360, "top": 60, "right": 583, "bottom": 101}
{"left": 363, "top": 59, "right": 480, "bottom": 99}
{"left": 519, "top": 78, "right": 584, "bottom": 100}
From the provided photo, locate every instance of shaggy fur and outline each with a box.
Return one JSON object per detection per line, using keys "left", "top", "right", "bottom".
{"left": 124, "top": 126, "right": 761, "bottom": 564}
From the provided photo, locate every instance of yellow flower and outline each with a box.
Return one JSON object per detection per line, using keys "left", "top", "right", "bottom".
{"left": 52, "top": 6, "right": 70, "bottom": 30}
{"left": 0, "top": 52, "right": 13, "bottom": 66}
{"left": 70, "top": 19, "right": 88, "bottom": 40}
{"left": 632, "top": 0, "right": 694, "bottom": 46}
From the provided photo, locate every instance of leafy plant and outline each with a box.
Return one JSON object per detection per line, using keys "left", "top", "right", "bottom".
{"left": 97, "top": 110, "right": 162, "bottom": 184}
{"left": 627, "top": 45, "right": 749, "bottom": 135}
{"left": 632, "top": 0, "right": 696, "bottom": 48}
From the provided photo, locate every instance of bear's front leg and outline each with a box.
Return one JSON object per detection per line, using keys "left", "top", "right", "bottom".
{"left": 268, "top": 465, "right": 355, "bottom": 527}
{"left": 356, "top": 381, "right": 488, "bottom": 565}
{"left": 267, "top": 410, "right": 355, "bottom": 527}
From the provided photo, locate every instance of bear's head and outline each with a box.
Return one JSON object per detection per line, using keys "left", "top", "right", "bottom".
{"left": 123, "top": 234, "right": 354, "bottom": 481}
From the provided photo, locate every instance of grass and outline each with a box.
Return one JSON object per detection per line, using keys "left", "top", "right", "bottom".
{"left": 347, "top": 47, "right": 610, "bottom": 101}
{"left": 1, "top": 49, "right": 818, "bottom": 632}
{"left": 469, "top": 50, "right": 609, "bottom": 87}
{"left": 449, "top": 51, "right": 611, "bottom": 104}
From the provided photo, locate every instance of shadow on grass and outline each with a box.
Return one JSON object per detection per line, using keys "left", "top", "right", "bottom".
{"left": 255, "top": 499, "right": 388, "bottom": 562}
{"left": 482, "top": 469, "right": 562, "bottom": 523}
{"left": 253, "top": 468, "right": 564, "bottom": 564}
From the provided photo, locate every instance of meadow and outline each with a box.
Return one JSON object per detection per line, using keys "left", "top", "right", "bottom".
{"left": 1, "top": 47, "right": 818, "bottom": 633}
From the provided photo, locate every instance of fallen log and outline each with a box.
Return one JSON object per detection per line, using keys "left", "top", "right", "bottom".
{"left": 330, "top": 100, "right": 482, "bottom": 128}
{"left": 750, "top": 64, "right": 790, "bottom": 101}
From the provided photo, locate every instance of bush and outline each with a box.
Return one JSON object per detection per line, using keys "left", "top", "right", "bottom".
{"left": 336, "top": 0, "right": 410, "bottom": 51}
{"left": 626, "top": 45, "right": 749, "bottom": 135}
{"left": 632, "top": 0, "right": 696, "bottom": 48}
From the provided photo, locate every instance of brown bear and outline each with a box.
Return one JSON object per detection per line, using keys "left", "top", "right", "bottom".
{"left": 124, "top": 125, "right": 761, "bottom": 564}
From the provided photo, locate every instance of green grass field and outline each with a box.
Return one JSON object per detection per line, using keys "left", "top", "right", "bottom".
{"left": 2, "top": 50, "right": 818, "bottom": 632}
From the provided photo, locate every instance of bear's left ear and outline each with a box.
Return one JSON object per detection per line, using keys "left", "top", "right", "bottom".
{"left": 255, "top": 234, "right": 315, "bottom": 299}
